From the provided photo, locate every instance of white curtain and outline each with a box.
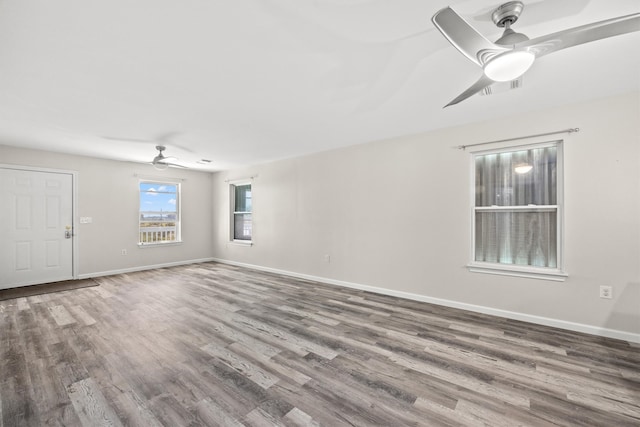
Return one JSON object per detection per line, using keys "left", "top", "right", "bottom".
{"left": 474, "top": 146, "right": 558, "bottom": 268}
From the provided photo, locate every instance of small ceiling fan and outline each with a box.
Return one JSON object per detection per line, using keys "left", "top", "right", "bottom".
{"left": 432, "top": 1, "right": 640, "bottom": 107}
{"left": 151, "top": 145, "right": 185, "bottom": 170}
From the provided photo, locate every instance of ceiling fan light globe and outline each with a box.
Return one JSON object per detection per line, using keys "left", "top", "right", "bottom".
{"left": 483, "top": 50, "right": 535, "bottom": 82}
{"left": 153, "top": 161, "right": 169, "bottom": 171}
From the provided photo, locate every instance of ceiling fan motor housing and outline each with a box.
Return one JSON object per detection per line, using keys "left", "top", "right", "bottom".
{"left": 492, "top": 2, "right": 529, "bottom": 46}
{"left": 492, "top": 1, "right": 525, "bottom": 27}
{"left": 495, "top": 28, "right": 530, "bottom": 45}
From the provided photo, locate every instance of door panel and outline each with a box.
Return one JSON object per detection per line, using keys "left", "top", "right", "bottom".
{"left": 16, "top": 194, "right": 31, "bottom": 229}
{"left": 45, "top": 240, "right": 61, "bottom": 267}
{"left": 15, "top": 241, "right": 31, "bottom": 270}
{"left": 0, "top": 168, "right": 74, "bottom": 289}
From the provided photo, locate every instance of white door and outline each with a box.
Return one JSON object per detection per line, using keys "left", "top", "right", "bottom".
{"left": 0, "top": 168, "right": 74, "bottom": 289}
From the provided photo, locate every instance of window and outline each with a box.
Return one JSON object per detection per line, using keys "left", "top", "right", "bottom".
{"left": 470, "top": 142, "right": 565, "bottom": 280}
{"left": 139, "top": 181, "right": 180, "bottom": 245}
{"left": 231, "top": 182, "right": 252, "bottom": 242}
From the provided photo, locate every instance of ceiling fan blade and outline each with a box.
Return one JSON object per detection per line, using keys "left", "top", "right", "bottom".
{"left": 159, "top": 161, "right": 187, "bottom": 168}
{"left": 432, "top": 6, "right": 508, "bottom": 66}
{"left": 152, "top": 157, "right": 178, "bottom": 167}
{"left": 444, "top": 74, "right": 495, "bottom": 108}
{"left": 150, "top": 160, "right": 187, "bottom": 169}
{"left": 103, "top": 136, "right": 154, "bottom": 143}
{"left": 520, "top": 12, "right": 640, "bottom": 58}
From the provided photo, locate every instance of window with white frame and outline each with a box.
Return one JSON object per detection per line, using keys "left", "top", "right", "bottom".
{"left": 470, "top": 141, "right": 565, "bottom": 279}
{"left": 139, "top": 181, "right": 181, "bottom": 245}
{"left": 231, "top": 182, "right": 252, "bottom": 242}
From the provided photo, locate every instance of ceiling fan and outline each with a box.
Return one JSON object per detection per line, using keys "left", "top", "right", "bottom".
{"left": 151, "top": 145, "right": 185, "bottom": 170}
{"left": 432, "top": 1, "right": 640, "bottom": 107}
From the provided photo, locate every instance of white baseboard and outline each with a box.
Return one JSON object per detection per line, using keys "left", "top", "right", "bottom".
{"left": 211, "top": 258, "right": 640, "bottom": 344}
{"left": 78, "top": 257, "right": 215, "bottom": 280}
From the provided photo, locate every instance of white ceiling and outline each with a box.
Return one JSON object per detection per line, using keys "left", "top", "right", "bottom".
{"left": 0, "top": 0, "right": 638, "bottom": 171}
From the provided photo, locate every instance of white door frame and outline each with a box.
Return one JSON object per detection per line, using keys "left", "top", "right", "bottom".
{"left": 0, "top": 163, "right": 79, "bottom": 281}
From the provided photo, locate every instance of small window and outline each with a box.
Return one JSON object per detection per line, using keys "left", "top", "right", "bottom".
{"left": 139, "top": 181, "right": 181, "bottom": 245}
{"left": 231, "top": 183, "right": 252, "bottom": 242}
{"left": 470, "top": 142, "right": 565, "bottom": 280}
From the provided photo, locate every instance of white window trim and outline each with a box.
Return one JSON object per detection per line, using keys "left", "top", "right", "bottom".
{"left": 467, "top": 140, "right": 567, "bottom": 281}
{"left": 229, "top": 240, "right": 253, "bottom": 247}
{"left": 138, "top": 179, "right": 182, "bottom": 247}
{"left": 229, "top": 180, "right": 253, "bottom": 245}
{"left": 139, "top": 241, "right": 183, "bottom": 248}
{"left": 467, "top": 262, "right": 568, "bottom": 282}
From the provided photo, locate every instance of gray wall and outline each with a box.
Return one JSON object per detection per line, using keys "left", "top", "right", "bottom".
{"left": 211, "top": 92, "right": 640, "bottom": 339}
{"left": 0, "top": 148, "right": 214, "bottom": 276}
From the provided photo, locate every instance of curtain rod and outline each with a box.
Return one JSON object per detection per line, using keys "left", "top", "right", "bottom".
{"left": 457, "top": 128, "right": 579, "bottom": 150}
{"left": 224, "top": 175, "right": 258, "bottom": 183}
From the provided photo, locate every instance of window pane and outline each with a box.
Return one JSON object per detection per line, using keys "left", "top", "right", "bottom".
{"left": 475, "top": 211, "right": 557, "bottom": 268}
{"left": 234, "top": 184, "right": 252, "bottom": 212}
{"left": 139, "top": 182, "right": 179, "bottom": 244}
{"left": 139, "top": 183, "right": 177, "bottom": 213}
{"left": 234, "top": 213, "right": 252, "bottom": 240}
{"left": 475, "top": 146, "right": 557, "bottom": 207}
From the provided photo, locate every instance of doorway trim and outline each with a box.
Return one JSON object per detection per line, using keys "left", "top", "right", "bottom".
{"left": 0, "top": 163, "right": 79, "bottom": 282}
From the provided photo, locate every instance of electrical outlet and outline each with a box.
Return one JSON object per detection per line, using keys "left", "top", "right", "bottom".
{"left": 599, "top": 285, "right": 612, "bottom": 299}
{"left": 121, "top": 249, "right": 127, "bottom": 256}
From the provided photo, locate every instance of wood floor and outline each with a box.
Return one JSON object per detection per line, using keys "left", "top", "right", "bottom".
{"left": 0, "top": 262, "right": 638, "bottom": 426}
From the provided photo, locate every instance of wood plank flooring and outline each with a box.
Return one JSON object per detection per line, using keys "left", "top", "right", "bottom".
{"left": 0, "top": 262, "right": 638, "bottom": 426}
{"left": 0, "top": 279, "right": 98, "bottom": 301}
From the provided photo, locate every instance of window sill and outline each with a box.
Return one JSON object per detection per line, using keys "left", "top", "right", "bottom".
{"left": 467, "top": 263, "right": 567, "bottom": 282}
{"left": 138, "top": 241, "right": 183, "bottom": 248}
{"left": 230, "top": 240, "right": 253, "bottom": 247}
